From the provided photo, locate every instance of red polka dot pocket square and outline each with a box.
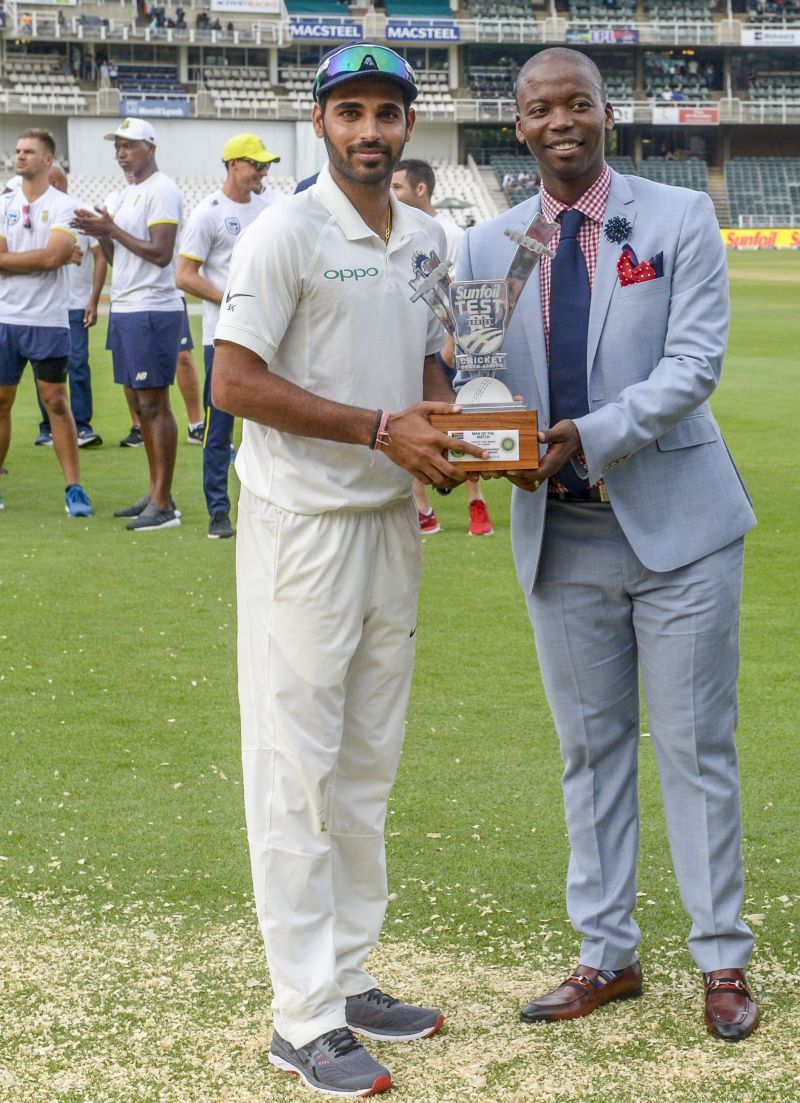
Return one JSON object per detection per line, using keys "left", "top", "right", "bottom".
{"left": 617, "top": 244, "right": 664, "bottom": 287}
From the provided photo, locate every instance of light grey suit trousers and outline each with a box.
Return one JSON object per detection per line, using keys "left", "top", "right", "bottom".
{"left": 528, "top": 501, "right": 753, "bottom": 972}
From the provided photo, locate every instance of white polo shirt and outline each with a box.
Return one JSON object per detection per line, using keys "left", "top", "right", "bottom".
{"left": 57, "top": 193, "right": 97, "bottom": 311}
{"left": 215, "top": 163, "right": 446, "bottom": 516}
{"left": 0, "top": 185, "right": 76, "bottom": 328}
{"left": 179, "top": 187, "right": 277, "bottom": 346}
{"left": 106, "top": 170, "right": 182, "bottom": 313}
{"left": 435, "top": 212, "right": 465, "bottom": 269}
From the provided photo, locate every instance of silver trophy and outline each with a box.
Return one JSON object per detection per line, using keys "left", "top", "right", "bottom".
{"left": 409, "top": 211, "right": 558, "bottom": 469}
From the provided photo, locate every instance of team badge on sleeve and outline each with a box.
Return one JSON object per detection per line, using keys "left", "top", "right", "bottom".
{"left": 225, "top": 217, "right": 241, "bottom": 235}
{"left": 6, "top": 211, "right": 19, "bottom": 226}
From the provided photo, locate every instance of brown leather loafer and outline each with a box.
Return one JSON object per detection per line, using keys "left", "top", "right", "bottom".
{"left": 704, "top": 969, "right": 759, "bottom": 1041}
{"left": 520, "top": 962, "right": 643, "bottom": 1023}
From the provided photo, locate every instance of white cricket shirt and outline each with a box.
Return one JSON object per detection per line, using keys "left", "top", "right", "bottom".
{"left": 214, "top": 163, "right": 446, "bottom": 515}
{"left": 0, "top": 185, "right": 76, "bottom": 328}
{"left": 106, "top": 171, "right": 182, "bottom": 313}
{"left": 179, "top": 187, "right": 277, "bottom": 346}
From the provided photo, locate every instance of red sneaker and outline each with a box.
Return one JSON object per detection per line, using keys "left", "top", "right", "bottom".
{"left": 418, "top": 508, "right": 441, "bottom": 534}
{"left": 468, "top": 499, "right": 494, "bottom": 536}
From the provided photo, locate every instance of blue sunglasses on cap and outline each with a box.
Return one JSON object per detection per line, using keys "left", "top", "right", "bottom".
{"left": 312, "top": 44, "right": 418, "bottom": 104}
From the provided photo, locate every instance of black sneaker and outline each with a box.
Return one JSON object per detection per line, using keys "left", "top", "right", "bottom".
{"left": 120, "top": 426, "right": 143, "bottom": 448}
{"left": 77, "top": 427, "right": 103, "bottom": 447}
{"left": 208, "top": 512, "right": 234, "bottom": 539}
{"left": 126, "top": 503, "right": 181, "bottom": 531}
{"left": 345, "top": 988, "right": 444, "bottom": 1042}
{"left": 187, "top": 422, "right": 205, "bottom": 444}
{"left": 269, "top": 1027, "right": 391, "bottom": 1097}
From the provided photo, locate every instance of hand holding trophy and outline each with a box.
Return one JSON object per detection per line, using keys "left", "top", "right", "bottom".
{"left": 409, "top": 212, "right": 558, "bottom": 472}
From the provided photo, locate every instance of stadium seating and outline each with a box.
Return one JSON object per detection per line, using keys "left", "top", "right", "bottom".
{"left": 568, "top": 0, "right": 636, "bottom": 21}
{"left": 385, "top": 0, "right": 453, "bottom": 15}
{"left": 643, "top": 0, "right": 713, "bottom": 21}
{"left": 202, "top": 66, "right": 279, "bottom": 117}
{"left": 747, "top": 74, "right": 800, "bottom": 103}
{"left": 746, "top": 0, "right": 800, "bottom": 22}
{"left": 607, "top": 155, "right": 638, "bottom": 174}
{"left": 725, "top": 157, "right": 800, "bottom": 224}
{"left": 2, "top": 57, "right": 88, "bottom": 111}
{"left": 644, "top": 54, "right": 711, "bottom": 100}
{"left": 465, "top": 0, "right": 534, "bottom": 16}
{"left": 283, "top": 0, "right": 351, "bottom": 13}
{"left": 638, "top": 158, "right": 709, "bottom": 191}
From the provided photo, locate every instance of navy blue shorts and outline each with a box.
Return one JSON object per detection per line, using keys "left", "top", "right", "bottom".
{"left": 106, "top": 310, "right": 183, "bottom": 389}
{"left": 0, "top": 323, "right": 71, "bottom": 385}
{"left": 180, "top": 300, "right": 194, "bottom": 352}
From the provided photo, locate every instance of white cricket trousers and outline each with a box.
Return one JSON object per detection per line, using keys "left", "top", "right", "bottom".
{"left": 236, "top": 487, "right": 422, "bottom": 1049}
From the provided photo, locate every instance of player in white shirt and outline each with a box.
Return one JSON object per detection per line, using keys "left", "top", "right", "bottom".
{"left": 212, "top": 45, "right": 486, "bottom": 1098}
{"left": 177, "top": 132, "right": 281, "bottom": 540}
{"left": 390, "top": 157, "right": 494, "bottom": 537}
{"left": 0, "top": 128, "right": 92, "bottom": 517}
{"left": 72, "top": 118, "right": 184, "bottom": 531}
{"left": 34, "top": 164, "right": 106, "bottom": 449}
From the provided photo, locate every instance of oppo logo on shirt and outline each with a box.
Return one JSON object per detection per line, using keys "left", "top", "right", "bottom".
{"left": 323, "top": 267, "right": 380, "bottom": 282}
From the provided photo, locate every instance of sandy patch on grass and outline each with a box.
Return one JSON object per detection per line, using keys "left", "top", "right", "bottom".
{"left": 1, "top": 900, "right": 797, "bottom": 1103}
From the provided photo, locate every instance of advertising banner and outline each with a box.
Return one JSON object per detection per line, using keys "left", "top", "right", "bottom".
{"left": 288, "top": 16, "right": 362, "bottom": 40}
{"left": 741, "top": 28, "right": 800, "bottom": 47}
{"left": 652, "top": 105, "right": 719, "bottom": 125}
{"left": 565, "top": 27, "right": 638, "bottom": 44}
{"left": 385, "top": 20, "right": 460, "bottom": 43}
{"left": 120, "top": 96, "right": 190, "bottom": 118}
{"left": 210, "top": 0, "right": 281, "bottom": 11}
{"left": 721, "top": 228, "right": 800, "bottom": 249}
{"left": 614, "top": 105, "right": 634, "bottom": 123}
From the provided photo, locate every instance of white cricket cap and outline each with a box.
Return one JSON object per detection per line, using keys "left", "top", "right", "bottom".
{"left": 104, "top": 117, "right": 158, "bottom": 145}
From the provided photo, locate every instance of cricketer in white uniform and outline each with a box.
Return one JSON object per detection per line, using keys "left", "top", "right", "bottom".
{"left": 177, "top": 132, "right": 281, "bottom": 541}
{"left": 212, "top": 44, "right": 486, "bottom": 1098}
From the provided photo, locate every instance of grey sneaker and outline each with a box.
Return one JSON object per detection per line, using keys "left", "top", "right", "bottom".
{"left": 126, "top": 503, "right": 181, "bottom": 531}
{"left": 269, "top": 1027, "right": 391, "bottom": 1097}
{"left": 115, "top": 496, "right": 181, "bottom": 519}
{"left": 208, "top": 512, "right": 234, "bottom": 539}
{"left": 114, "top": 494, "right": 150, "bottom": 518}
{"left": 345, "top": 988, "right": 444, "bottom": 1043}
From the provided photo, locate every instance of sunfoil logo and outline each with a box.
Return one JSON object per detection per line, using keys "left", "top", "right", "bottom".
{"left": 324, "top": 267, "right": 380, "bottom": 282}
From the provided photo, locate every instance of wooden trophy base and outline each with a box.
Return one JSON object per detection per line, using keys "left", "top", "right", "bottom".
{"left": 429, "top": 409, "right": 539, "bottom": 473}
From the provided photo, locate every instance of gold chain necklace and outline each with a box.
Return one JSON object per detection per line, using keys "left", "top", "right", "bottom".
{"left": 384, "top": 205, "right": 392, "bottom": 246}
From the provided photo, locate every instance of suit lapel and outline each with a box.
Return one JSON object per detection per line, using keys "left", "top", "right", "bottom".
{"left": 587, "top": 169, "right": 637, "bottom": 374}
{"left": 514, "top": 196, "right": 550, "bottom": 421}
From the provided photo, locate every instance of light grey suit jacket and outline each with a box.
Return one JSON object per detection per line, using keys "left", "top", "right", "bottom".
{"left": 458, "top": 168, "right": 756, "bottom": 591}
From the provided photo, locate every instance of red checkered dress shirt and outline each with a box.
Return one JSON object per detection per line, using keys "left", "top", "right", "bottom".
{"left": 539, "top": 163, "right": 611, "bottom": 351}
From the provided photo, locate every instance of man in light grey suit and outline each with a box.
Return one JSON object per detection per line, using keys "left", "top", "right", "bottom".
{"left": 458, "top": 48, "right": 759, "bottom": 1040}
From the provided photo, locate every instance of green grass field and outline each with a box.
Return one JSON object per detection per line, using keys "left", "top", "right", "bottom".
{"left": 1, "top": 252, "right": 798, "bottom": 1102}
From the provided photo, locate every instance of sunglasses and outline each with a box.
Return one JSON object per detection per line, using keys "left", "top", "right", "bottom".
{"left": 312, "top": 44, "right": 417, "bottom": 103}
{"left": 239, "top": 158, "right": 269, "bottom": 171}
{"left": 22, "top": 203, "right": 32, "bottom": 230}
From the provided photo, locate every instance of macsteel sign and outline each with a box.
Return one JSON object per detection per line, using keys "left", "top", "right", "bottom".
{"left": 721, "top": 228, "right": 800, "bottom": 249}
{"left": 385, "top": 20, "right": 460, "bottom": 42}
{"left": 288, "top": 17, "right": 362, "bottom": 40}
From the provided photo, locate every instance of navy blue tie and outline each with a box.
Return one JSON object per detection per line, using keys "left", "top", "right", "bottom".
{"left": 548, "top": 208, "right": 590, "bottom": 494}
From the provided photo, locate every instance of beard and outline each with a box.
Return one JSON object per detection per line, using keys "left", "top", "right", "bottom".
{"left": 322, "top": 131, "right": 403, "bottom": 188}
